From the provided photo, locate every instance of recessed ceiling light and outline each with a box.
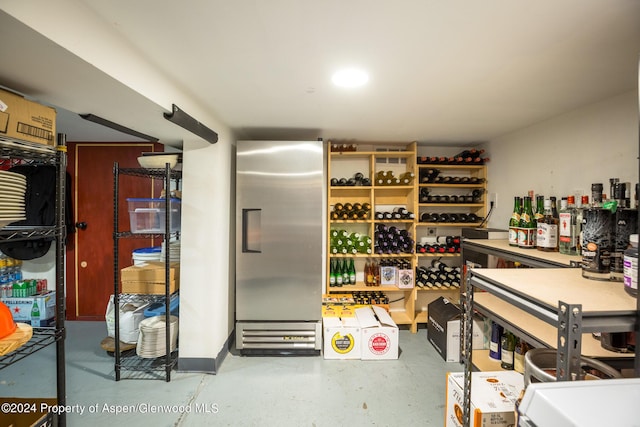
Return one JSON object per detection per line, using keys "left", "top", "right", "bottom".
{"left": 331, "top": 68, "right": 369, "bottom": 88}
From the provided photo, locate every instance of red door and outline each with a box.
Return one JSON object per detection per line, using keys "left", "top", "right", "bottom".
{"left": 66, "top": 142, "right": 164, "bottom": 320}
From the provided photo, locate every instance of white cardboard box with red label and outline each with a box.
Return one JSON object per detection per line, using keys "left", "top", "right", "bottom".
{"left": 322, "top": 316, "right": 362, "bottom": 360}
{"left": 445, "top": 370, "right": 524, "bottom": 427}
{"left": 355, "top": 305, "right": 399, "bottom": 360}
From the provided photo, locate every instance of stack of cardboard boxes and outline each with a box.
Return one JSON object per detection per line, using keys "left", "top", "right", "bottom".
{"left": 322, "top": 297, "right": 398, "bottom": 360}
{"left": 120, "top": 261, "right": 180, "bottom": 294}
{"left": 0, "top": 88, "right": 56, "bottom": 146}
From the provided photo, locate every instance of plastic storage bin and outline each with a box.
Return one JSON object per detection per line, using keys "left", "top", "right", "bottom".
{"left": 127, "top": 198, "right": 181, "bottom": 233}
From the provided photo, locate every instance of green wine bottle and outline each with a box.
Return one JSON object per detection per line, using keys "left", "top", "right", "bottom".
{"left": 335, "top": 259, "right": 344, "bottom": 286}
{"left": 348, "top": 258, "right": 356, "bottom": 284}
{"left": 329, "top": 259, "right": 337, "bottom": 286}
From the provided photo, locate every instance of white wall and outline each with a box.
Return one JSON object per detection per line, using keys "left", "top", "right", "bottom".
{"left": 481, "top": 90, "right": 638, "bottom": 229}
{"left": 179, "top": 135, "right": 234, "bottom": 364}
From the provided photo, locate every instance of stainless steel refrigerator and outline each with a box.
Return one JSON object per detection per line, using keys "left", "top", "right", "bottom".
{"left": 235, "top": 140, "right": 325, "bottom": 355}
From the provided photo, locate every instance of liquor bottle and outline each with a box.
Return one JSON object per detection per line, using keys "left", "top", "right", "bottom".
{"left": 534, "top": 195, "right": 545, "bottom": 222}
{"left": 518, "top": 196, "right": 536, "bottom": 249}
{"left": 611, "top": 200, "right": 638, "bottom": 282}
{"left": 624, "top": 234, "right": 638, "bottom": 297}
{"left": 329, "top": 259, "right": 337, "bottom": 286}
{"left": 559, "top": 196, "right": 579, "bottom": 255}
{"left": 550, "top": 196, "right": 559, "bottom": 219}
{"left": 500, "top": 331, "right": 515, "bottom": 370}
{"left": 348, "top": 258, "right": 356, "bottom": 285}
{"left": 536, "top": 199, "right": 559, "bottom": 252}
{"left": 576, "top": 195, "right": 588, "bottom": 255}
{"left": 582, "top": 183, "right": 614, "bottom": 280}
{"left": 508, "top": 196, "right": 522, "bottom": 247}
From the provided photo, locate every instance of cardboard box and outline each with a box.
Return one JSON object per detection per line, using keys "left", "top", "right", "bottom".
{"left": 3, "top": 398, "right": 56, "bottom": 427}
{"left": 0, "top": 88, "right": 56, "bottom": 146}
{"left": 446, "top": 371, "right": 524, "bottom": 427}
{"left": 323, "top": 316, "right": 361, "bottom": 359}
{"left": 1, "top": 291, "right": 55, "bottom": 327}
{"left": 121, "top": 279, "right": 178, "bottom": 295}
{"left": 355, "top": 305, "right": 399, "bottom": 360}
{"left": 120, "top": 262, "right": 180, "bottom": 294}
{"left": 427, "top": 296, "right": 484, "bottom": 362}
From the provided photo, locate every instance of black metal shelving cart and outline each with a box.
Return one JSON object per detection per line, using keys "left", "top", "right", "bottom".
{"left": 0, "top": 134, "right": 68, "bottom": 426}
{"left": 112, "top": 162, "right": 181, "bottom": 381}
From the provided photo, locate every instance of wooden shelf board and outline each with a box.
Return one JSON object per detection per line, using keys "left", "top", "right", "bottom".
{"left": 418, "top": 203, "right": 484, "bottom": 207}
{"left": 390, "top": 311, "right": 413, "bottom": 325}
{"left": 472, "top": 268, "right": 636, "bottom": 315}
{"left": 417, "top": 164, "right": 485, "bottom": 169}
{"left": 474, "top": 292, "right": 635, "bottom": 360}
{"left": 417, "top": 222, "right": 483, "bottom": 227}
{"left": 416, "top": 253, "right": 460, "bottom": 257}
{"left": 472, "top": 349, "right": 507, "bottom": 372}
{"left": 328, "top": 284, "right": 410, "bottom": 292}
{"left": 418, "top": 183, "right": 485, "bottom": 188}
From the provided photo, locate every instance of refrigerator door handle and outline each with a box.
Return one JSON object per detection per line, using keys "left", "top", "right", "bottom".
{"left": 242, "top": 208, "right": 262, "bottom": 253}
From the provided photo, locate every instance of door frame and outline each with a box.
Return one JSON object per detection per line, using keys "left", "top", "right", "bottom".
{"left": 65, "top": 141, "right": 163, "bottom": 320}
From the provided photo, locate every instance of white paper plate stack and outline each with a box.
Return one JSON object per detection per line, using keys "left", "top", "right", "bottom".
{"left": 0, "top": 170, "right": 27, "bottom": 228}
{"left": 136, "top": 315, "right": 178, "bottom": 358}
{"left": 132, "top": 246, "right": 162, "bottom": 266}
{"left": 161, "top": 241, "right": 181, "bottom": 262}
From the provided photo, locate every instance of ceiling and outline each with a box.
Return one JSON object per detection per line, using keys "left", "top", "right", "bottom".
{"left": 0, "top": 1, "right": 639, "bottom": 148}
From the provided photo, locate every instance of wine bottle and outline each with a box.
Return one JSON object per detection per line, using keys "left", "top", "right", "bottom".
{"left": 335, "top": 259, "right": 343, "bottom": 287}
{"left": 518, "top": 197, "right": 536, "bottom": 249}
{"left": 329, "top": 259, "right": 337, "bottom": 286}
{"left": 508, "top": 196, "right": 522, "bottom": 247}
{"left": 534, "top": 195, "right": 545, "bottom": 222}
{"left": 348, "top": 258, "right": 356, "bottom": 285}
{"left": 500, "top": 331, "right": 516, "bottom": 370}
{"left": 489, "top": 322, "right": 503, "bottom": 360}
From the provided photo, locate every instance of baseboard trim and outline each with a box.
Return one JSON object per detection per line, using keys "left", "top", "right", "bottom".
{"left": 177, "top": 330, "right": 234, "bottom": 374}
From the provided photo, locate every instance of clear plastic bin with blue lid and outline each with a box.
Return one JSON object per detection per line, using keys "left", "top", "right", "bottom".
{"left": 127, "top": 198, "right": 181, "bottom": 233}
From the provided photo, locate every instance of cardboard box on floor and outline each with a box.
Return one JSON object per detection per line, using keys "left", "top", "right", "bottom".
{"left": 428, "top": 296, "right": 484, "bottom": 362}
{"left": 0, "top": 88, "right": 56, "bottom": 146}
{"left": 445, "top": 371, "right": 524, "bottom": 427}
{"left": 323, "top": 315, "right": 361, "bottom": 360}
{"left": 355, "top": 305, "right": 398, "bottom": 360}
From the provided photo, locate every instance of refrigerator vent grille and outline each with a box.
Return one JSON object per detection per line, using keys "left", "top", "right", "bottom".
{"left": 241, "top": 328, "right": 318, "bottom": 349}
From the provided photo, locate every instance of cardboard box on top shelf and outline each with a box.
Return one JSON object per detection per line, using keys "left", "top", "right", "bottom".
{"left": 0, "top": 88, "right": 56, "bottom": 146}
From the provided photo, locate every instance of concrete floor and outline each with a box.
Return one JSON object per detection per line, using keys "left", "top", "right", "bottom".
{"left": 0, "top": 321, "right": 463, "bottom": 426}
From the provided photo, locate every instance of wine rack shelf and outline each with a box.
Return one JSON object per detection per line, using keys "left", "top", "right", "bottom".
{"left": 326, "top": 142, "right": 488, "bottom": 333}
